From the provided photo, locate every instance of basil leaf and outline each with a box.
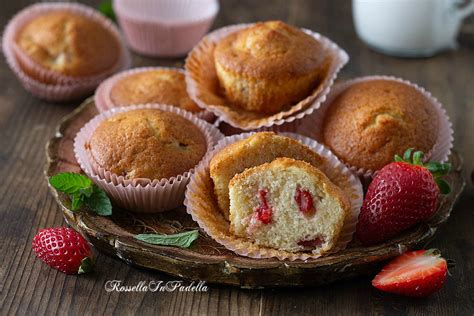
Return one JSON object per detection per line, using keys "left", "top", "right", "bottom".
{"left": 85, "top": 186, "right": 112, "bottom": 216}
{"left": 135, "top": 230, "right": 199, "bottom": 248}
{"left": 49, "top": 173, "right": 92, "bottom": 194}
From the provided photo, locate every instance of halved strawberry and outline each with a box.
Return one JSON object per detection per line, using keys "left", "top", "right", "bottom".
{"left": 372, "top": 249, "right": 448, "bottom": 298}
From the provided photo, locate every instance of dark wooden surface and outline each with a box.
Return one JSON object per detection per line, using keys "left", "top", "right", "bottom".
{"left": 1, "top": 0, "right": 473, "bottom": 315}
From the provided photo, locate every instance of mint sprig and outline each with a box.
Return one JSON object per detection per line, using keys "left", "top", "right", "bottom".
{"left": 49, "top": 173, "right": 112, "bottom": 216}
{"left": 135, "top": 230, "right": 199, "bottom": 248}
{"left": 395, "top": 148, "right": 451, "bottom": 194}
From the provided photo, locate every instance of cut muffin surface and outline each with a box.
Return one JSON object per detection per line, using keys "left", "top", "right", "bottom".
{"left": 229, "top": 158, "right": 349, "bottom": 253}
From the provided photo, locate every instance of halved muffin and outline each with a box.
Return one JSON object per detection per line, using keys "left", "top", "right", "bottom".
{"left": 214, "top": 21, "right": 327, "bottom": 114}
{"left": 229, "top": 158, "right": 349, "bottom": 253}
{"left": 209, "top": 132, "right": 326, "bottom": 218}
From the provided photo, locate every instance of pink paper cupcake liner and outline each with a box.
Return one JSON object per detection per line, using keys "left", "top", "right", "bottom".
{"left": 114, "top": 0, "right": 219, "bottom": 57}
{"left": 184, "top": 132, "right": 364, "bottom": 261}
{"left": 94, "top": 67, "right": 215, "bottom": 122}
{"left": 74, "top": 104, "right": 223, "bottom": 213}
{"left": 2, "top": 2, "right": 131, "bottom": 102}
{"left": 297, "top": 75, "right": 454, "bottom": 180}
{"left": 185, "top": 23, "right": 349, "bottom": 130}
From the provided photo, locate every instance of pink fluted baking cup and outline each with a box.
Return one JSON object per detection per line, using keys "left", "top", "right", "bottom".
{"left": 74, "top": 104, "right": 223, "bottom": 213}
{"left": 94, "top": 67, "right": 215, "bottom": 122}
{"left": 298, "top": 75, "right": 454, "bottom": 180}
{"left": 184, "top": 132, "right": 363, "bottom": 261}
{"left": 2, "top": 2, "right": 131, "bottom": 102}
{"left": 185, "top": 23, "right": 349, "bottom": 131}
{"left": 114, "top": 0, "right": 219, "bottom": 57}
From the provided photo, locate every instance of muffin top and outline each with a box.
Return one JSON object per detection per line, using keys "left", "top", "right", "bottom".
{"left": 88, "top": 109, "right": 207, "bottom": 180}
{"left": 323, "top": 80, "right": 438, "bottom": 171}
{"left": 16, "top": 11, "right": 120, "bottom": 77}
{"left": 214, "top": 21, "right": 326, "bottom": 79}
{"left": 110, "top": 69, "right": 202, "bottom": 113}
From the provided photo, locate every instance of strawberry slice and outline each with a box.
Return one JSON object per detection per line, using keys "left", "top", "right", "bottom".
{"left": 372, "top": 249, "right": 448, "bottom": 298}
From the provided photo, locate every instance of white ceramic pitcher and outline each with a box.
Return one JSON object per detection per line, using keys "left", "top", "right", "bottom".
{"left": 353, "top": 0, "right": 474, "bottom": 57}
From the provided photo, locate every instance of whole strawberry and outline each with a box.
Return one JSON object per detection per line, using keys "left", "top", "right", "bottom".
{"left": 372, "top": 249, "right": 448, "bottom": 298}
{"left": 356, "top": 149, "right": 451, "bottom": 245}
{"left": 32, "top": 227, "right": 93, "bottom": 274}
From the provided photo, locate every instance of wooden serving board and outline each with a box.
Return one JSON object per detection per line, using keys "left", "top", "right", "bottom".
{"left": 45, "top": 98, "right": 465, "bottom": 288}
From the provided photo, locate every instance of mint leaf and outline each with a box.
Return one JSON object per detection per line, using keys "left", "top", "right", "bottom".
{"left": 49, "top": 172, "right": 112, "bottom": 216}
{"left": 98, "top": 0, "right": 115, "bottom": 21}
{"left": 85, "top": 186, "right": 112, "bottom": 216}
{"left": 71, "top": 193, "right": 85, "bottom": 211}
{"left": 49, "top": 173, "right": 92, "bottom": 194}
{"left": 135, "top": 230, "right": 199, "bottom": 248}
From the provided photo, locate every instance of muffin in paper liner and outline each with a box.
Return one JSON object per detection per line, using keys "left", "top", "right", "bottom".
{"left": 297, "top": 75, "right": 454, "bottom": 181}
{"left": 2, "top": 2, "right": 131, "bottom": 101}
{"left": 94, "top": 67, "right": 215, "bottom": 122}
{"left": 184, "top": 132, "right": 363, "bottom": 261}
{"left": 185, "top": 23, "right": 349, "bottom": 131}
{"left": 74, "top": 104, "right": 223, "bottom": 213}
{"left": 114, "top": 0, "right": 219, "bottom": 57}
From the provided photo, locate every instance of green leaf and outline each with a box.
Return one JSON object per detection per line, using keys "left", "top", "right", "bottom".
{"left": 425, "top": 162, "right": 451, "bottom": 177}
{"left": 412, "top": 151, "right": 424, "bottom": 165}
{"left": 49, "top": 173, "right": 93, "bottom": 194}
{"left": 71, "top": 193, "right": 85, "bottom": 211}
{"left": 98, "top": 0, "right": 115, "bottom": 21}
{"left": 85, "top": 186, "right": 112, "bottom": 216}
{"left": 135, "top": 230, "right": 199, "bottom": 248}
{"left": 436, "top": 178, "right": 451, "bottom": 195}
{"left": 403, "top": 148, "right": 414, "bottom": 161}
{"left": 78, "top": 257, "right": 94, "bottom": 274}
{"left": 394, "top": 155, "right": 404, "bottom": 162}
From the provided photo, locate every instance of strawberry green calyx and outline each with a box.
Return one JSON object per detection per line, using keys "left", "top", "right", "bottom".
{"left": 394, "top": 148, "right": 451, "bottom": 195}
{"left": 78, "top": 257, "right": 94, "bottom": 274}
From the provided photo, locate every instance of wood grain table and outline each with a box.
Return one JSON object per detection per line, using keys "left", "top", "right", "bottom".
{"left": 1, "top": 1, "right": 473, "bottom": 315}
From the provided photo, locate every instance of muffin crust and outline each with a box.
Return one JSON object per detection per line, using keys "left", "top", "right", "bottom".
{"left": 88, "top": 109, "right": 207, "bottom": 180}
{"left": 214, "top": 21, "right": 327, "bottom": 114}
{"left": 110, "top": 69, "right": 202, "bottom": 113}
{"left": 323, "top": 80, "right": 438, "bottom": 171}
{"left": 16, "top": 11, "right": 120, "bottom": 77}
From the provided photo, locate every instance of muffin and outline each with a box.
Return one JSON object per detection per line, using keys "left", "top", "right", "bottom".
{"left": 87, "top": 109, "right": 207, "bottom": 180}
{"left": 229, "top": 158, "right": 349, "bottom": 253}
{"left": 322, "top": 79, "right": 439, "bottom": 171}
{"left": 210, "top": 132, "right": 326, "bottom": 218}
{"left": 214, "top": 20, "right": 327, "bottom": 114}
{"left": 109, "top": 69, "right": 202, "bottom": 113}
{"left": 15, "top": 10, "right": 120, "bottom": 82}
